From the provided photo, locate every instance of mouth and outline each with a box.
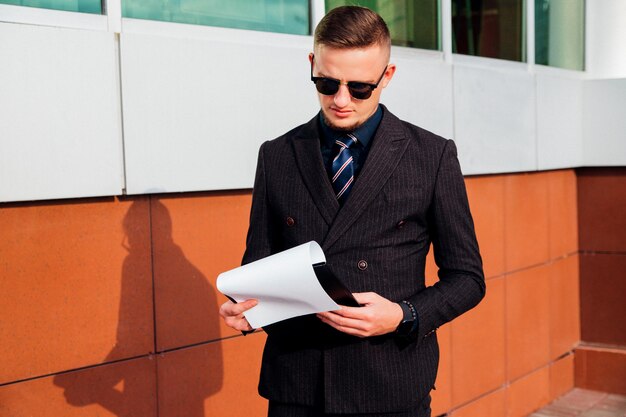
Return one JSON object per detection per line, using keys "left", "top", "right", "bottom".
{"left": 330, "top": 107, "right": 353, "bottom": 118}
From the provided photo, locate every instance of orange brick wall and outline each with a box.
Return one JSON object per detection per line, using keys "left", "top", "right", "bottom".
{"left": 0, "top": 170, "right": 581, "bottom": 417}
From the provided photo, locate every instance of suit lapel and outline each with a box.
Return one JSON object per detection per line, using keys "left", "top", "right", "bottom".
{"left": 291, "top": 116, "right": 340, "bottom": 225}
{"left": 322, "top": 108, "right": 410, "bottom": 251}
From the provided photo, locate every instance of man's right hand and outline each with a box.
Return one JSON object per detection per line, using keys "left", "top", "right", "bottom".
{"left": 219, "top": 299, "right": 258, "bottom": 332}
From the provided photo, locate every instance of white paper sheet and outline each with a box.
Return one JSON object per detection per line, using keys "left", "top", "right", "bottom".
{"left": 216, "top": 241, "right": 340, "bottom": 328}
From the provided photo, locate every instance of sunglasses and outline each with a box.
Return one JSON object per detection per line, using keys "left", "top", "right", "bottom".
{"left": 310, "top": 58, "right": 388, "bottom": 100}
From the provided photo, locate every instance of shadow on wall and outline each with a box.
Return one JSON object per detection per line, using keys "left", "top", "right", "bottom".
{"left": 53, "top": 198, "right": 224, "bottom": 416}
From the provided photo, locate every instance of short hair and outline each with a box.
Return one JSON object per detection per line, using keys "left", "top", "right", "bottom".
{"left": 314, "top": 6, "right": 391, "bottom": 51}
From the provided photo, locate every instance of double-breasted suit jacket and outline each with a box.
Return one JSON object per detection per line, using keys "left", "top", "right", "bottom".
{"left": 242, "top": 106, "right": 485, "bottom": 414}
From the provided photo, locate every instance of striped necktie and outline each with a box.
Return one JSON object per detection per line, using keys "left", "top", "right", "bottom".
{"left": 332, "top": 133, "right": 357, "bottom": 203}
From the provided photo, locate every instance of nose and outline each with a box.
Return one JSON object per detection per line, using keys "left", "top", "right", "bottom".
{"left": 333, "top": 84, "right": 351, "bottom": 108}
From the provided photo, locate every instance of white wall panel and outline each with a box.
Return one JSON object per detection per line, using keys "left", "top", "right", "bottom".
{"left": 2, "top": 7, "right": 625, "bottom": 203}
{"left": 536, "top": 73, "right": 584, "bottom": 170}
{"left": 121, "top": 25, "right": 452, "bottom": 195}
{"left": 0, "top": 23, "right": 124, "bottom": 202}
{"left": 453, "top": 63, "right": 537, "bottom": 175}
{"left": 120, "top": 24, "right": 319, "bottom": 194}
{"left": 582, "top": 79, "right": 626, "bottom": 166}
{"left": 385, "top": 50, "right": 453, "bottom": 139}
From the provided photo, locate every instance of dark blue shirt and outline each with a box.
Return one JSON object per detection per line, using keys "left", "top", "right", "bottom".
{"left": 319, "top": 105, "right": 384, "bottom": 182}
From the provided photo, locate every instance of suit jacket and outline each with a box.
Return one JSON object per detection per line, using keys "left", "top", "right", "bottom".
{"left": 242, "top": 105, "right": 485, "bottom": 414}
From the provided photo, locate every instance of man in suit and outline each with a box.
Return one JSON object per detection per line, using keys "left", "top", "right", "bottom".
{"left": 220, "top": 6, "right": 485, "bottom": 417}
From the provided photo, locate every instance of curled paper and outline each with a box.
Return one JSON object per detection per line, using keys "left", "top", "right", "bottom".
{"left": 217, "top": 241, "right": 352, "bottom": 328}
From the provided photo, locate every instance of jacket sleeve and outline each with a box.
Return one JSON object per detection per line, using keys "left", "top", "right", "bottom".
{"left": 407, "top": 139, "right": 485, "bottom": 341}
{"left": 242, "top": 141, "right": 276, "bottom": 266}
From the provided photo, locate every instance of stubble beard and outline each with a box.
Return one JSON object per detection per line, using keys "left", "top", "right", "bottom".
{"left": 320, "top": 110, "right": 363, "bottom": 133}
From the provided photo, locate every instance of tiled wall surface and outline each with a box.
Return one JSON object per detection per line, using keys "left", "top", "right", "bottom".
{"left": 431, "top": 170, "right": 580, "bottom": 416}
{"left": 0, "top": 192, "right": 266, "bottom": 416}
{"left": 575, "top": 168, "right": 626, "bottom": 395}
{"left": 0, "top": 170, "right": 582, "bottom": 416}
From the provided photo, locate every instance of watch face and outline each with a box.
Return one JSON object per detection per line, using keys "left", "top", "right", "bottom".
{"left": 397, "top": 302, "right": 415, "bottom": 335}
{"left": 398, "top": 319, "right": 414, "bottom": 335}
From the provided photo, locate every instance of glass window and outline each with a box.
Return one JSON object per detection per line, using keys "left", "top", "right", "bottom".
{"left": 122, "top": 0, "right": 309, "bottom": 36}
{"left": 452, "top": 0, "right": 525, "bottom": 62}
{"left": 0, "top": 0, "right": 101, "bottom": 14}
{"left": 535, "top": 0, "right": 584, "bottom": 71}
{"left": 325, "top": 0, "right": 440, "bottom": 50}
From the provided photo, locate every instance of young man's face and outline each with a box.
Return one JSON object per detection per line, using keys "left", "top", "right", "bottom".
{"left": 309, "top": 44, "right": 396, "bottom": 132}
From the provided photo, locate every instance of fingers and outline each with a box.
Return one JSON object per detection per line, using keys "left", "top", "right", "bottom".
{"left": 219, "top": 299, "right": 258, "bottom": 331}
{"left": 219, "top": 299, "right": 258, "bottom": 317}
{"left": 318, "top": 310, "right": 367, "bottom": 328}
{"left": 317, "top": 292, "right": 402, "bottom": 337}
{"left": 342, "top": 305, "right": 370, "bottom": 317}
{"left": 317, "top": 312, "right": 368, "bottom": 337}
{"left": 222, "top": 311, "right": 254, "bottom": 331}
{"left": 351, "top": 292, "right": 379, "bottom": 305}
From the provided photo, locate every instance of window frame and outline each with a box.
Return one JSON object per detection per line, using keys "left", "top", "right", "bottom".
{"left": 0, "top": 0, "right": 586, "bottom": 72}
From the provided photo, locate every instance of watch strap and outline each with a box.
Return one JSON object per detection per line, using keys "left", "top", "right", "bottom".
{"left": 396, "top": 300, "right": 417, "bottom": 336}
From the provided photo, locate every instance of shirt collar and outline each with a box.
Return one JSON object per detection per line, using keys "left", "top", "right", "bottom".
{"left": 319, "top": 105, "right": 383, "bottom": 148}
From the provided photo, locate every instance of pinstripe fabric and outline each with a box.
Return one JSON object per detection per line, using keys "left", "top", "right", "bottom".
{"left": 268, "top": 396, "right": 431, "bottom": 416}
{"left": 242, "top": 106, "right": 485, "bottom": 414}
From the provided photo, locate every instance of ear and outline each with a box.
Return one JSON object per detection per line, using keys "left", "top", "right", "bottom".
{"left": 381, "top": 63, "right": 397, "bottom": 88}
{"left": 308, "top": 52, "right": 314, "bottom": 65}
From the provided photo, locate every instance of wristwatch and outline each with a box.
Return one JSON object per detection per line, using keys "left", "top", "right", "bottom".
{"left": 396, "top": 300, "right": 417, "bottom": 336}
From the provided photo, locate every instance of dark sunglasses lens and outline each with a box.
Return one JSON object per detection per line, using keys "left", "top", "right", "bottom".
{"left": 348, "top": 82, "right": 373, "bottom": 99}
{"left": 315, "top": 78, "right": 340, "bottom": 95}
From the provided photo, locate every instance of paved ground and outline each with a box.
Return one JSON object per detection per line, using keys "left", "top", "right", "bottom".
{"left": 530, "top": 388, "right": 626, "bottom": 417}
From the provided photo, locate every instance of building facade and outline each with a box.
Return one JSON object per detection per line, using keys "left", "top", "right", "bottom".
{"left": 1, "top": 1, "right": 625, "bottom": 415}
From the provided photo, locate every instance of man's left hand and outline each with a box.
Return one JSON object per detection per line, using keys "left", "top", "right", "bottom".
{"left": 317, "top": 292, "right": 403, "bottom": 337}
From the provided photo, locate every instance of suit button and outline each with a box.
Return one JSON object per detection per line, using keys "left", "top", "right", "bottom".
{"left": 286, "top": 217, "right": 295, "bottom": 227}
{"left": 357, "top": 260, "right": 368, "bottom": 270}
{"left": 396, "top": 220, "right": 406, "bottom": 229}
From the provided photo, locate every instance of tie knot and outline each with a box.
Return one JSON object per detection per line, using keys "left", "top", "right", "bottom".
{"left": 335, "top": 133, "right": 357, "bottom": 150}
